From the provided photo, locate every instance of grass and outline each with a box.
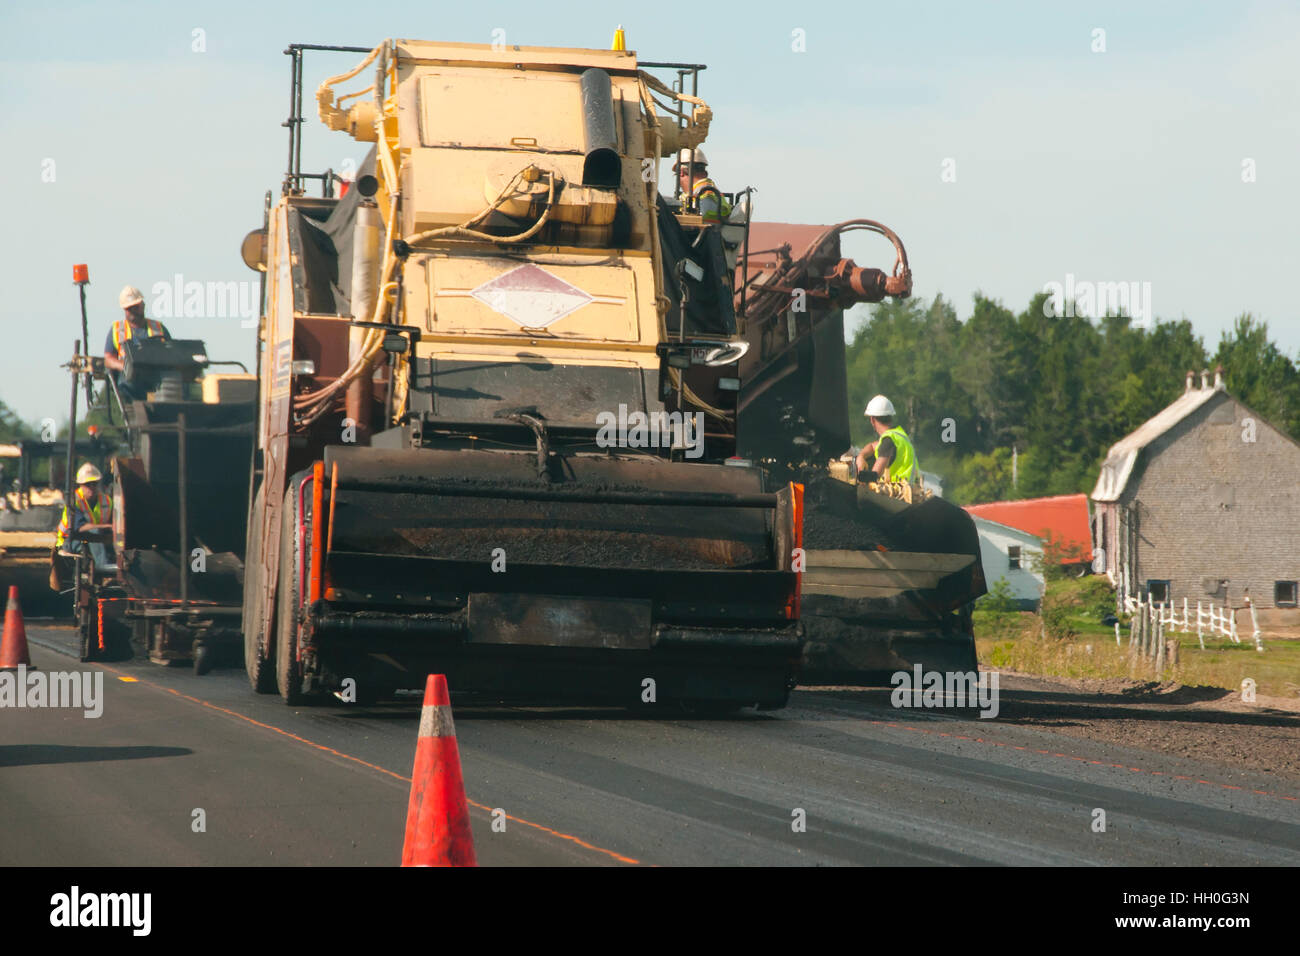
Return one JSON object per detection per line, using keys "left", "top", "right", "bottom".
{"left": 974, "top": 576, "right": 1300, "bottom": 699}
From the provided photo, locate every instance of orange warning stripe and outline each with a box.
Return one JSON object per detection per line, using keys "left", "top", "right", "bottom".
{"left": 309, "top": 461, "right": 324, "bottom": 604}
{"left": 326, "top": 461, "right": 338, "bottom": 557}
{"left": 94, "top": 662, "right": 643, "bottom": 864}
{"left": 791, "top": 482, "right": 804, "bottom": 619}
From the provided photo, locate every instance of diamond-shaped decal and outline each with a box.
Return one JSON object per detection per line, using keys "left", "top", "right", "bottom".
{"left": 470, "top": 264, "right": 593, "bottom": 329}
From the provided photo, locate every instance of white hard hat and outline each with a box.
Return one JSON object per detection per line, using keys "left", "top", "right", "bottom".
{"left": 864, "top": 394, "right": 896, "bottom": 418}
{"left": 119, "top": 285, "right": 145, "bottom": 309}
{"left": 673, "top": 147, "right": 708, "bottom": 170}
{"left": 76, "top": 462, "right": 103, "bottom": 484}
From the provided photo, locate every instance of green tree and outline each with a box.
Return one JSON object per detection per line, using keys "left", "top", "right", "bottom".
{"left": 844, "top": 291, "right": 1296, "bottom": 507}
{"left": 949, "top": 446, "right": 1026, "bottom": 504}
{"left": 0, "top": 400, "right": 33, "bottom": 443}
{"left": 1096, "top": 316, "right": 1207, "bottom": 444}
{"left": 1213, "top": 314, "right": 1300, "bottom": 437}
{"left": 977, "top": 576, "right": 1017, "bottom": 613}
{"left": 846, "top": 294, "right": 970, "bottom": 457}
{"left": 955, "top": 294, "right": 1026, "bottom": 453}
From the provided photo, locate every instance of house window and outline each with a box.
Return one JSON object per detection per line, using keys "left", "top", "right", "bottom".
{"left": 1277, "top": 581, "right": 1298, "bottom": 608}
{"left": 1008, "top": 546, "right": 1021, "bottom": 570}
{"left": 1147, "top": 580, "right": 1171, "bottom": 605}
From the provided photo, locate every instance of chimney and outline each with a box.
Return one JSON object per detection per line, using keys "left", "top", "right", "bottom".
{"left": 1200, "top": 368, "right": 1210, "bottom": 390}
{"left": 1214, "top": 364, "right": 1225, "bottom": 391}
{"left": 1184, "top": 370, "right": 1194, "bottom": 394}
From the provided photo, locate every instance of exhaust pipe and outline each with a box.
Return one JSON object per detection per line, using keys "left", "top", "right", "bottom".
{"left": 346, "top": 198, "right": 382, "bottom": 442}
{"left": 579, "top": 69, "right": 621, "bottom": 188}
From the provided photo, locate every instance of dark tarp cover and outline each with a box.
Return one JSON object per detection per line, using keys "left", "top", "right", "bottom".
{"left": 289, "top": 146, "right": 377, "bottom": 316}
{"left": 657, "top": 196, "right": 736, "bottom": 338}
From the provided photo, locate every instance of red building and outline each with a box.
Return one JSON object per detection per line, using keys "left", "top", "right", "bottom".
{"left": 963, "top": 494, "right": 1093, "bottom": 571}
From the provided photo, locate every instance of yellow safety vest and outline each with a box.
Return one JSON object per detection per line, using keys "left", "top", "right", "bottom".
{"left": 55, "top": 488, "right": 111, "bottom": 548}
{"left": 111, "top": 318, "right": 165, "bottom": 355}
{"left": 689, "top": 177, "right": 732, "bottom": 221}
{"left": 877, "top": 426, "right": 918, "bottom": 483}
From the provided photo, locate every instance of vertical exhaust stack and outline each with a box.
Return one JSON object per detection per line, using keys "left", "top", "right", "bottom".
{"left": 346, "top": 182, "right": 382, "bottom": 444}
{"left": 579, "top": 69, "right": 621, "bottom": 188}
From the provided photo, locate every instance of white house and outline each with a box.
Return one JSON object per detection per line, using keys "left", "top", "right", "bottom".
{"left": 968, "top": 516, "right": 1045, "bottom": 610}
{"left": 919, "top": 470, "right": 945, "bottom": 497}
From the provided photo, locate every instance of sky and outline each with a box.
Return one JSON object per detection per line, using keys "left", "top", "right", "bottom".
{"left": 2, "top": 0, "right": 1297, "bottom": 427}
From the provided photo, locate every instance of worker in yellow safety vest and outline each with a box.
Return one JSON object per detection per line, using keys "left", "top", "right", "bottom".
{"left": 104, "top": 285, "right": 170, "bottom": 399}
{"left": 855, "top": 394, "right": 919, "bottom": 483}
{"left": 674, "top": 147, "right": 732, "bottom": 223}
{"left": 56, "top": 463, "right": 113, "bottom": 555}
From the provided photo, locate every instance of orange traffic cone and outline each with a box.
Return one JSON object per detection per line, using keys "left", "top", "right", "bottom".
{"left": 401, "top": 674, "right": 477, "bottom": 867}
{"left": 1, "top": 585, "right": 31, "bottom": 670}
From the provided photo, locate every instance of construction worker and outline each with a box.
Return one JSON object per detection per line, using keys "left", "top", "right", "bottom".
{"left": 104, "top": 285, "right": 170, "bottom": 399}
{"left": 674, "top": 147, "right": 731, "bottom": 223}
{"left": 855, "top": 395, "right": 918, "bottom": 483}
{"left": 55, "top": 463, "right": 113, "bottom": 559}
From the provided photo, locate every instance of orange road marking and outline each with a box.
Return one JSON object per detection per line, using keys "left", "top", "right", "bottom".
{"left": 92, "top": 663, "right": 642, "bottom": 866}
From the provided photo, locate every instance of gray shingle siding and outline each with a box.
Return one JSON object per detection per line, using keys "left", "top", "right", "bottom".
{"left": 1100, "top": 391, "right": 1300, "bottom": 608}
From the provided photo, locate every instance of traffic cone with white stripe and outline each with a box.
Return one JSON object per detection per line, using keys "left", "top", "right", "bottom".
{"left": 0, "top": 586, "right": 31, "bottom": 671}
{"left": 401, "top": 674, "right": 477, "bottom": 867}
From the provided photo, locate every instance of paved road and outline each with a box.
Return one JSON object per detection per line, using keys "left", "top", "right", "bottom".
{"left": 3, "top": 624, "right": 1298, "bottom": 866}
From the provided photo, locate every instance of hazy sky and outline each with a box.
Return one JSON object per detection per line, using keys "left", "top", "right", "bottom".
{"left": 2, "top": 0, "right": 1296, "bottom": 427}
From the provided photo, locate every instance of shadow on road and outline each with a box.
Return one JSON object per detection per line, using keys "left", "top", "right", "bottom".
{"left": 990, "top": 694, "right": 1300, "bottom": 730}
{"left": 0, "top": 744, "right": 193, "bottom": 768}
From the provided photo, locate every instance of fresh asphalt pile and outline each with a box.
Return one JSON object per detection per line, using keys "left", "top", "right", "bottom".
{"left": 800, "top": 477, "right": 901, "bottom": 552}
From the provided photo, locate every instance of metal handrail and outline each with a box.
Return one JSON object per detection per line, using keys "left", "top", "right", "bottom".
{"left": 282, "top": 43, "right": 375, "bottom": 195}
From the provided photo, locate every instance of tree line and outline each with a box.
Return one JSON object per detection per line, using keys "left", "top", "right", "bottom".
{"left": 846, "top": 292, "right": 1300, "bottom": 504}
{"left": 5, "top": 293, "right": 1297, "bottom": 509}
{"left": 0, "top": 402, "right": 28, "bottom": 444}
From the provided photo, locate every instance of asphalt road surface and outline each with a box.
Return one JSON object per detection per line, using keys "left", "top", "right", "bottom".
{"left": 4, "top": 623, "right": 1298, "bottom": 866}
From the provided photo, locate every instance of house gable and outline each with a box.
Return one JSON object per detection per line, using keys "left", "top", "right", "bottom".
{"left": 1120, "top": 391, "right": 1300, "bottom": 607}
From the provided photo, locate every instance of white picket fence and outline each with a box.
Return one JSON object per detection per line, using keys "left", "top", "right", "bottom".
{"left": 1122, "top": 595, "right": 1263, "bottom": 652}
